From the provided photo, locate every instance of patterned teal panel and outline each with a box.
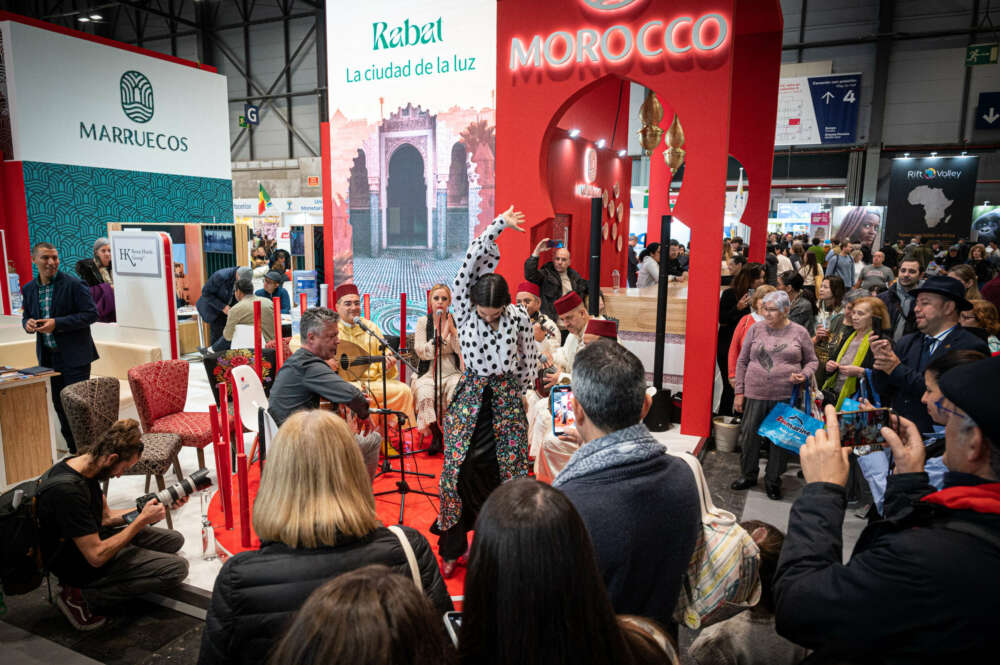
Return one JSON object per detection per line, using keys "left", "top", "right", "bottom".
{"left": 22, "top": 161, "right": 232, "bottom": 272}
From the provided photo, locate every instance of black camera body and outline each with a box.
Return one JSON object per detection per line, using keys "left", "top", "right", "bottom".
{"left": 123, "top": 469, "right": 212, "bottom": 524}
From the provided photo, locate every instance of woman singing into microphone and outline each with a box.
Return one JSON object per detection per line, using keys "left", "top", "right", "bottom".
{"left": 412, "top": 284, "right": 464, "bottom": 455}
{"left": 435, "top": 206, "right": 539, "bottom": 577}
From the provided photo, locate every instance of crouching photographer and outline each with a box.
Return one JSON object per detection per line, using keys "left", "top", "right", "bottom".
{"left": 38, "top": 419, "right": 189, "bottom": 631}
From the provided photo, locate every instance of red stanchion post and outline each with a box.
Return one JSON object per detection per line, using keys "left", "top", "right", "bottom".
{"left": 208, "top": 403, "right": 224, "bottom": 490}
{"left": 217, "top": 383, "right": 234, "bottom": 530}
{"left": 253, "top": 299, "right": 263, "bottom": 380}
{"left": 273, "top": 296, "right": 284, "bottom": 370}
{"left": 426, "top": 289, "right": 431, "bottom": 316}
{"left": 299, "top": 292, "right": 307, "bottom": 314}
{"left": 236, "top": 453, "right": 251, "bottom": 548}
{"left": 363, "top": 293, "right": 370, "bottom": 320}
{"left": 399, "top": 292, "right": 407, "bottom": 382}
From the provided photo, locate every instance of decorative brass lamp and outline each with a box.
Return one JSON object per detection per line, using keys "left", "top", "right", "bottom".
{"left": 664, "top": 114, "right": 685, "bottom": 175}
{"left": 636, "top": 89, "right": 664, "bottom": 155}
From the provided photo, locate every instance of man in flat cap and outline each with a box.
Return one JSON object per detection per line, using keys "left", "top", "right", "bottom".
{"left": 871, "top": 275, "right": 989, "bottom": 433}
{"left": 774, "top": 355, "right": 1000, "bottom": 662}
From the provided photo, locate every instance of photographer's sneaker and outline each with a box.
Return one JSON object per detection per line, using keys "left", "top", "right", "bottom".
{"left": 55, "top": 585, "right": 106, "bottom": 631}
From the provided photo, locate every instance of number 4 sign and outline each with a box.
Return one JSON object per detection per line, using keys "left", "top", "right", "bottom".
{"left": 807, "top": 74, "right": 861, "bottom": 144}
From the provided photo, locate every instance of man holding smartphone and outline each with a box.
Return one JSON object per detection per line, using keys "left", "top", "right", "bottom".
{"left": 524, "top": 238, "right": 588, "bottom": 327}
{"left": 774, "top": 356, "right": 1000, "bottom": 662}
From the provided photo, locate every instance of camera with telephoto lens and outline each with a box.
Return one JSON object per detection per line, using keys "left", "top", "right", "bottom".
{"left": 122, "top": 469, "right": 212, "bottom": 524}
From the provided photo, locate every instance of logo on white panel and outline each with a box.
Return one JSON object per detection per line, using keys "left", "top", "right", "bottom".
{"left": 120, "top": 71, "right": 154, "bottom": 123}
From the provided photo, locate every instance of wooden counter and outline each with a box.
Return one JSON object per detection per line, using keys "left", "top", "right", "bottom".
{"left": 603, "top": 283, "right": 689, "bottom": 335}
{"left": 0, "top": 372, "right": 59, "bottom": 488}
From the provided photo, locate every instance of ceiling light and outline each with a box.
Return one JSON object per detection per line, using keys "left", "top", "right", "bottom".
{"left": 962, "top": 151, "right": 968, "bottom": 156}
{"left": 89, "top": 13, "right": 103, "bottom": 20}
{"left": 77, "top": 16, "right": 90, "bottom": 22}
{"left": 568, "top": 128, "right": 581, "bottom": 138}
{"left": 596, "top": 139, "right": 607, "bottom": 148}
{"left": 930, "top": 151, "right": 938, "bottom": 157}
{"left": 903, "top": 152, "right": 910, "bottom": 158}
{"left": 617, "top": 149, "right": 627, "bottom": 157}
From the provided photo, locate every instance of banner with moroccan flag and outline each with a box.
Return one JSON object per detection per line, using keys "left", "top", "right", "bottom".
{"left": 258, "top": 184, "right": 272, "bottom": 215}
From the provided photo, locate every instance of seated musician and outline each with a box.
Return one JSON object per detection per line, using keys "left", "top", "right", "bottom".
{"left": 534, "top": 319, "right": 619, "bottom": 484}
{"left": 268, "top": 307, "right": 381, "bottom": 477}
{"left": 526, "top": 292, "right": 595, "bottom": 454}
{"left": 412, "top": 284, "right": 463, "bottom": 455}
{"left": 333, "top": 284, "right": 417, "bottom": 430}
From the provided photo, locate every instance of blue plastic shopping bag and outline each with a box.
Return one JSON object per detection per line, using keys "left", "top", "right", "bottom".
{"left": 757, "top": 387, "right": 825, "bottom": 453}
{"left": 842, "top": 370, "right": 882, "bottom": 412}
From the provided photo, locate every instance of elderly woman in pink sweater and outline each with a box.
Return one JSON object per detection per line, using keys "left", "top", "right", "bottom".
{"left": 731, "top": 291, "right": 818, "bottom": 501}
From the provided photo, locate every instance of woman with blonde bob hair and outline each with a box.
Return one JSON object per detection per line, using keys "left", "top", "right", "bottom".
{"left": 199, "top": 410, "right": 452, "bottom": 665}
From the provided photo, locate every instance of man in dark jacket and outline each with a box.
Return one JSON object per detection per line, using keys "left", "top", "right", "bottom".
{"left": 553, "top": 340, "right": 700, "bottom": 632}
{"left": 879, "top": 257, "right": 922, "bottom": 342}
{"left": 22, "top": 242, "right": 99, "bottom": 453}
{"left": 774, "top": 356, "right": 1000, "bottom": 663}
{"left": 627, "top": 235, "right": 639, "bottom": 287}
{"left": 524, "top": 238, "right": 588, "bottom": 323}
{"left": 197, "top": 266, "right": 251, "bottom": 344}
{"left": 871, "top": 275, "right": 989, "bottom": 434}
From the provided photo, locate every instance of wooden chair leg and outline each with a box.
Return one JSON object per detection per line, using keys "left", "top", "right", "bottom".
{"left": 144, "top": 474, "right": 151, "bottom": 494}
{"left": 155, "top": 474, "right": 173, "bottom": 530}
{"left": 196, "top": 447, "right": 206, "bottom": 471}
{"left": 172, "top": 453, "right": 184, "bottom": 481}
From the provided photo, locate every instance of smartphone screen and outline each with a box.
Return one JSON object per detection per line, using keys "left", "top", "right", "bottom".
{"left": 443, "top": 611, "right": 462, "bottom": 647}
{"left": 837, "top": 408, "right": 893, "bottom": 448}
{"left": 550, "top": 385, "right": 575, "bottom": 436}
{"left": 548, "top": 239, "right": 564, "bottom": 249}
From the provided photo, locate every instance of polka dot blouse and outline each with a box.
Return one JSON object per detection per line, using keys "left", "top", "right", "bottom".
{"left": 453, "top": 216, "right": 539, "bottom": 391}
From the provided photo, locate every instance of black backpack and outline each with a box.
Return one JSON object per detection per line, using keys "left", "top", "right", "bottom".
{"left": 0, "top": 468, "right": 82, "bottom": 595}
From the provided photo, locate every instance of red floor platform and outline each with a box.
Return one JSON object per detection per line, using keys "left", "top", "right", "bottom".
{"left": 206, "top": 432, "right": 468, "bottom": 599}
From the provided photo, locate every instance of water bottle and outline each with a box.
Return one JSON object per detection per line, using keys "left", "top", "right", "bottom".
{"left": 611, "top": 269, "right": 621, "bottom": 292}
{"left": 202, "top": 518, "right": 218, "bottom": 561}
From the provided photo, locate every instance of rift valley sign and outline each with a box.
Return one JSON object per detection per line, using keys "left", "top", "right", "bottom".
{"left": 79, "top": 70, "right": 191, "bottom": 152}
{"left": 509, "top": 12, "right": 729, "bottom": 70}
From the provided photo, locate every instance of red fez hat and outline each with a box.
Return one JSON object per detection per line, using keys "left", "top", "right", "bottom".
{"left": 554, "top": 291, "right": 584, "bottom": 315}
{"left": 516, "top": 281, "right": 540, "bottom": 298}
{"left": 585, "top": 318, "right": 618, "bottom": 340}
{"left": 334, "top": 283, "right": 360, "bottom": 302}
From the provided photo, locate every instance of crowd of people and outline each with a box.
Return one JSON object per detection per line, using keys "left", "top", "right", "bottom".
{"left": 15, "top": 214, "right": 1000, "bottom": 664}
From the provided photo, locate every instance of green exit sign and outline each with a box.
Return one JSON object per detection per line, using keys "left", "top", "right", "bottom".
{"left": 967, "top": 43, "right": 999, "bottom": 66}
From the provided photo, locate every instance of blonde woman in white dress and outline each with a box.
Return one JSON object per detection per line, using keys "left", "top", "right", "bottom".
{"left": 412, "top": 284, "right": 463, "bottom": 454}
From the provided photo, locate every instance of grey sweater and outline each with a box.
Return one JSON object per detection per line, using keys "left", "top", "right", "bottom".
{"left": 734, "top": 321, "right": 818, "bottom": 401}
{"left": 268, "top": 348, "right": 369, "bottom": 425}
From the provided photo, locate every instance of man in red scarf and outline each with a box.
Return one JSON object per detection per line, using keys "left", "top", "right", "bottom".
{"left": 774, "top": 355, "right": 1000, "bottom": 662}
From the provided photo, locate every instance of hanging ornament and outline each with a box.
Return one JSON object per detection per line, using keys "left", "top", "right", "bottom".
{"left": 637, "top": 89, "right": 664, "bottom": 155}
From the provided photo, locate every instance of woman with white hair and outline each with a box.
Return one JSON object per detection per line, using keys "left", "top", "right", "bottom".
{"left": 731, "top": 290, "right": 818, "bottom": 500}
{"left": 75, "top": 237, "right": 116, "bottom": 322}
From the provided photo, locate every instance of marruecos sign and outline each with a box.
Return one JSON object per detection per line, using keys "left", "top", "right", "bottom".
{"left": 509, "top": 12, "right": 729, "bottom": 70}
{"left": 0, "top": 20, "right": 230, "bottom": 180}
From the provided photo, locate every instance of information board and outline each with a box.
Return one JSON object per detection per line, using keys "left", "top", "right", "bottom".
{"left": 775, "top": 73, "right": 861, "bottom": 146}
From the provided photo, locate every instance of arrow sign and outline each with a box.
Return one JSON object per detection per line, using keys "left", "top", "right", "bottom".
{"left": 984, "top": 107, "right": 1000, "bottom": 124}
{"left": 975, "top": 92, "right": 1000, "bottom": 129}
{"left": 821, "top": 91, "right": 834, "bottom": 104}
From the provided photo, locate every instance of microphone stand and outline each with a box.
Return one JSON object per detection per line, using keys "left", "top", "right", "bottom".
{"left": 431, "top": 310, "right": 444, "bottom": 453}
{"left": 359, "top": 322, "right": 436, "bottom": 525}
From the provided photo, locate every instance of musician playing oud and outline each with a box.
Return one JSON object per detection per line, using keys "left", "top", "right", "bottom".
{"left": 412, "top": 284, "right": 463, "bottom": 455}
{"left": 268, "top": 307, "right": 382, "bottom": 477}
{"left": 333, "top": 283, "right": 417, "bottom": 428}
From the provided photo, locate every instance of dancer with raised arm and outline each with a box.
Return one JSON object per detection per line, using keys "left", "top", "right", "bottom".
{"left": 435, "top": 206, "right": 539, "bottom": 577}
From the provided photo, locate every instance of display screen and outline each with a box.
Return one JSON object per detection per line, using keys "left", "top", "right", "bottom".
{"left": 551, "top": 386, "right": 575, "bottom": 435}
{"left": 204, "top": 228, "right": 234, "bottom": 254}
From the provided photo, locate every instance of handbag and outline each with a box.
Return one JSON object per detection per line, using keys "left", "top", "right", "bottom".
{"left": 388, "top": 525, "right": 423, "bottom": 593}
{"left": 757, "top": 386, "right": 825, "bottom": 454}
{"left": 667, "top": 452, "right": 761, "bottom": 630}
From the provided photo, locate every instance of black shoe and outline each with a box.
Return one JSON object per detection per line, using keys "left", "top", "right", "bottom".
{"left": 199, "top": 346, "right": 218, "bottom": 359}
{"left": 765, "top": 483, "right": 783, "bottom": 501}
{"left": 730, "top": 477, "right": 757, "bottom": 491}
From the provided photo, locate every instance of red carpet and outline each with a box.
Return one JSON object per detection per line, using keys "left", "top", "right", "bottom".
{"left": 207, "top": 431, "right": 467, "bottom": 599}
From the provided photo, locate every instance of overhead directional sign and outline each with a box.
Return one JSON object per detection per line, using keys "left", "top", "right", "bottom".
{"left": 975, "top": 92, "right": 1000, "bottom": 130}
{"left": 776, "top": 73, "right": 862, "bottom": 146}
{"left": 244, "top": 104, "right": 260, "bottom": 125}
{"left": 967, "top": 43, "right": 999, "bottom": 66}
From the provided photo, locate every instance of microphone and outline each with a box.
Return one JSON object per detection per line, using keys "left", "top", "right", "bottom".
{"left": 353, "top": 316, "right": 418, "bottom": 372}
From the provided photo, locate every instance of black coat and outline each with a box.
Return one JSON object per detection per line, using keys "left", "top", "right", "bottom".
{"left": 523, "top": 255, "right": 588, "bottom": 322}
{"left": 878, "top": 285, "right": 919, "bottom": 341}
{"left": 870, "top": 326, "right": 988, "bottom": 433}
{"left": 20, "top": 271, "right": 98, "bottom": 369}
{"left": 197, "top": 267, "right": 239, "bottom": 324}
{"left": 198, "top": 526, "right": 453, "bottom": 665}
{"left": 774, "top": 474, "right": 1000, "bottom": 664}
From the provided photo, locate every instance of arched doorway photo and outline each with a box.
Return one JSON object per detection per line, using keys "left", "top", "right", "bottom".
{"left": 386, "top": 144, "right": 428, "bottom": 247}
